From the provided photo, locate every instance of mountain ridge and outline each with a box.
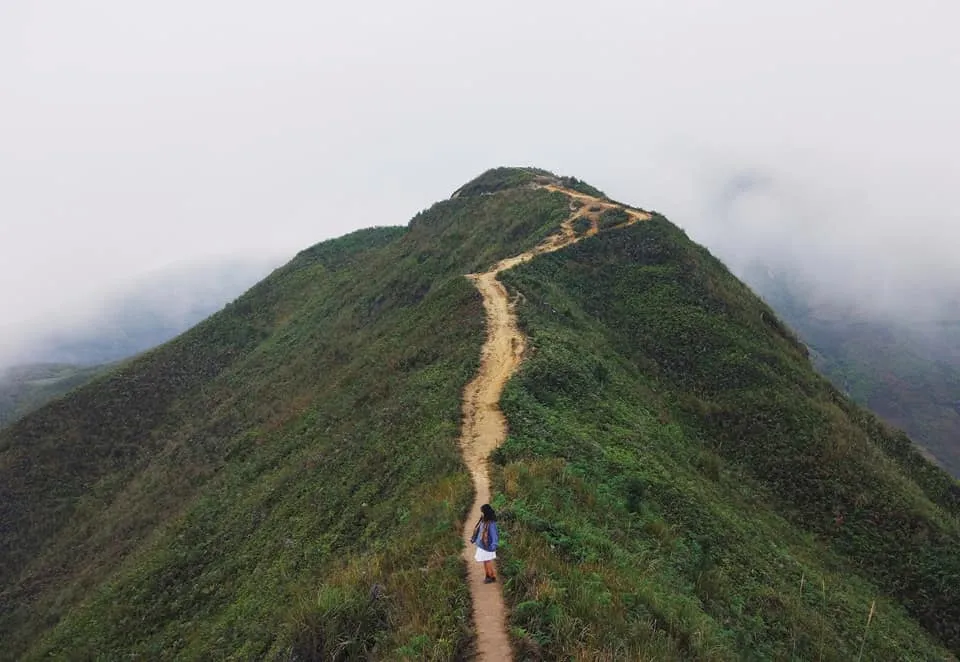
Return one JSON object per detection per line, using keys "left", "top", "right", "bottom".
{"left": 457, "top": 179, "right": 651, "bottom": 660}
{"left": 1, "top": 167, "right": 958, "bottom": 660}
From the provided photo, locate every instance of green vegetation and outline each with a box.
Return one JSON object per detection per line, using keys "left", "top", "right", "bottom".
{"left": 2, "top": 168, "right": 958, "bottom": 660}
{"left": 451, "top": 166, "right": 607, "bottom": 200}
{"left": 747, "top": 266, "right": 960, "bottom": 478}
{"left": 452, "top": 167, "right": 551, "bottom": 198}
{"left": 555, "top": 176, "right": 606, "bottom": 199}
{"left": 494, "top": 216, "right": 960, "bottom": 658}
{"left": 597, "top": 206, "right": 631, "bottom": 231}
{"left": 0, "top": 184, "right": 569, "bottom": 660}
{"left": 0, "top": 363, "right": 110, "bottom": 428}
{"left": 572, "top": 216, "right": 593, "bottom": 236}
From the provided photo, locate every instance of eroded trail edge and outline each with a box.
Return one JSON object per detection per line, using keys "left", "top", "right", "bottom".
{"left": 459, "top": 187, "right": 650, "bottom": 660}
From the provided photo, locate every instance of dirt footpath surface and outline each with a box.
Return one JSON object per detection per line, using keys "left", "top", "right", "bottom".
{"left": 458, "top": 187, "right": 649, "bottom": 660}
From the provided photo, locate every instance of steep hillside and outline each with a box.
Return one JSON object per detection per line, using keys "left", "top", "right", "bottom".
{"left": 0, "top": 363, "right": 110, "bottom": 428}
{"left": 744, "top": 264, "right": 960, "bottom": 478}
{"left": 2, "top": 168, "right": 958, "bottom": 660}
{"left": 494, "top": 219, "right": 960, "bottom": 659}
{"left": 0, "top": 177, "right": 570, "bottom": 660}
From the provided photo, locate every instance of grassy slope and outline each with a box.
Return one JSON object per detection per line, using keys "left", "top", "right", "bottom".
{"left": 0, "top": 184, "right": 569, "bottom": 660}
{"left": 3, "top": 167, "right": 959, "bottom": 661}
{"left": 0, "top": 363, "right": 109, "bottom": 428}
{"left": 811, "top": 322, "right": 960, "bottom": 477}
{"left": 451, "top": 166, "right": 607, "bottom": 200}
{"left": 748, "top": 272, "right": 960, "bottom": 478}
{"left": 495, "top": 217, "right": 960, "bottom": 659}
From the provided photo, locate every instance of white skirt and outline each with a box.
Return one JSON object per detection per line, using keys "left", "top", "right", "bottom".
{"left": 474, "top": 547, "right": 497, "bottom": 562}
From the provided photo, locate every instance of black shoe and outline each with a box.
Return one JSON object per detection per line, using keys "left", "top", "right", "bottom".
{"left": 483, "top": 576, "right": 496, "bottom": 584}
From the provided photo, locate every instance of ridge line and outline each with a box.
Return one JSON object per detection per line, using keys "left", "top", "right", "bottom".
{"left": 457, "top": 187, "right": 649, "bottom": 660}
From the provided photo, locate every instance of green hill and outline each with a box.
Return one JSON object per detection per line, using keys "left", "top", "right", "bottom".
{"left": 1, "top": 168, "right": 958, "bottom": 660}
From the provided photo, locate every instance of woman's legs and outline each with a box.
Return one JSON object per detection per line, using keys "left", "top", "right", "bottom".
{"left": 482, "top": 560, "right": 496, "bottom": 579}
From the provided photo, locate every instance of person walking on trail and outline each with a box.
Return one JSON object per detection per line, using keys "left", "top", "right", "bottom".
{"left": 471, "top": 503, "right": 500, "bottom": 583}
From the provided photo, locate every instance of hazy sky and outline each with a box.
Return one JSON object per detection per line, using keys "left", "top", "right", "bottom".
{"left": 2, "top": 0, "right": 959, "bottom": 361}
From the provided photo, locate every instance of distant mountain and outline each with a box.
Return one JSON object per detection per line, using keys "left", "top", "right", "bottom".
{"left": 745, "top": 262, "right": 960, "bottom": 478}
{"left": 1, "top": 168, "right": 958, "bottom": 660}
{"left": 0, "top": 363, "right": 111, "bottom": 428}
{"left": 0, "top": 258, "right": 280, "bottom": 429}
{"left": 7, "top": 257, "right": 280, "bottom": 367}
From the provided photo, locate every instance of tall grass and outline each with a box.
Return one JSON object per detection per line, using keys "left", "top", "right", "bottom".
{"left": 492, "top": 217, "right": 958, "bottom": 658}
{"left": 855, "top": 600, "right": 877, "bottom": 662}
{"left": 1, "top": 183, "right": 570, "bottom": 660}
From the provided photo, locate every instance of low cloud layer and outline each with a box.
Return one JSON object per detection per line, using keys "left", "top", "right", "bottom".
{"left": 2, "top": 0, "right": 958, "bottom": 364}
{"left": 0, "top": 257, "right": 279, "bottom": 369}
{"left": 652, "top": 149, "right": 960, "bottom": 323}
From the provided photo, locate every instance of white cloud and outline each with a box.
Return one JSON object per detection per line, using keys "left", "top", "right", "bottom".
{"left": 1, "top": 0, "right": 958, "bottom": 353}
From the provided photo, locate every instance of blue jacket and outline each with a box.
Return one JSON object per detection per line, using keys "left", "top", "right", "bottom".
{"left": 476, "top": 521, "right": 499, "bottom": 552}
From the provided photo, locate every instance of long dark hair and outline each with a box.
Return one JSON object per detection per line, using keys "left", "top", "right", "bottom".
{"left": 480, "top": 504, "right": 497, "bottom": 522}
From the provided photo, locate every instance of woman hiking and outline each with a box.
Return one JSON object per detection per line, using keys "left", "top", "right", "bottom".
{"left": 470, "top": 503, "right": 500, "bottom": 583}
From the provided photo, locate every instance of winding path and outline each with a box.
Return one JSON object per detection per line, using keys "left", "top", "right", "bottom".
{"left": 458, "top": 186, "right": 649, "bottom": 660}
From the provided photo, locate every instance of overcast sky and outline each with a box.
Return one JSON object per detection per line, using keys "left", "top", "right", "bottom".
{"left": 2, "top": 0, "right": 959, "bottom": 363}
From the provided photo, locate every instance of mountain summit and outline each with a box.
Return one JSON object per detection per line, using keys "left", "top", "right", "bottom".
{"left": 1, "top": 168, "right": 957, "bottom": 660}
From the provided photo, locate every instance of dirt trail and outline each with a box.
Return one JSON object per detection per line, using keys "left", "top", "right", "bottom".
{"left": 459, "top": 187, "right": 649, "bottom": 660}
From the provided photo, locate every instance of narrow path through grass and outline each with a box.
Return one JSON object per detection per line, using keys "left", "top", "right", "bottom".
{"left": 458, "top": 187, "right": 649, "bottom": 660}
